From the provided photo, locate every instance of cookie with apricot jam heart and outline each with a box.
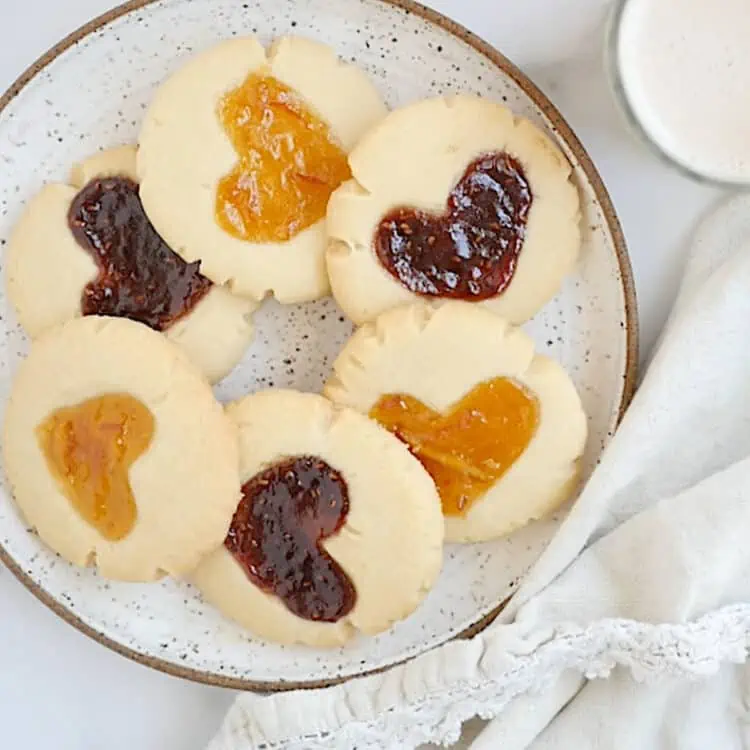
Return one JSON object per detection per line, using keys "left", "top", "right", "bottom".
{"left": 325, "top": 302, "right": 588, "bottom": 543}
{"left": 3, "top": 316, "right": 240, "bottom": 581}
{"left": 138, "top": 36, "right": 387, "bottom": 304}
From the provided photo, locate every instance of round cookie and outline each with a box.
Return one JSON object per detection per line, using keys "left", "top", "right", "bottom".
{"left": 191, "top": 389, "right": 444, "bottom": 646}
{"left": 324, "top": 302, "right": 588, "bottom": 543}
{"left": 326, "top": 95, "right": 581, "bottom": 325}
{"left": 138, "top": 36, "right": 387, "bottom": 304}
{"left": 6, "top": 145, "right": 257, "bottom": 384}
{"left": 3, "top": 316, "right": 240, "bottom": 581}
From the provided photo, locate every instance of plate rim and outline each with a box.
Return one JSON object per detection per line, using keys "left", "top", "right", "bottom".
{"left": 0, "top": 0, "right": 639, "bottom": 692}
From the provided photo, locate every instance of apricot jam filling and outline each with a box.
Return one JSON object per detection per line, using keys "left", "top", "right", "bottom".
{"left": 216, "top": 73, "right": 351, "bottom": 243}
{"left": 36, "top": 393, "right": 154, "bottom": 541}
{"left": 370, "top": 377, "right": 539, "bottom": 516}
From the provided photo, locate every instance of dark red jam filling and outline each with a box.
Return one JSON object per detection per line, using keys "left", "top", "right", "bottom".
{"left": 374, "top": 152, "right": 533, "bottom": 300}
{"left": 68, "top": 176, "right": 212, "bottom": 331}
{"left": 225, "top": 455, "right": 357, "bottom": 623}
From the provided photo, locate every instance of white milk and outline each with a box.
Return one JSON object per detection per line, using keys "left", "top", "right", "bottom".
{"left": 617, "top": 0, "right": 750, "bottom": 183}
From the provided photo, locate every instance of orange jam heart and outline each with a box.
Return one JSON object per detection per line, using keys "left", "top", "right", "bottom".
{"left": 36, "top": 393, "right": 155, "bottom": 541}
{"left": 215, "top": 72, "right": 351, "bottom": 243}
{"left": 370, "top": 378, "right": 539, "bottom": 516}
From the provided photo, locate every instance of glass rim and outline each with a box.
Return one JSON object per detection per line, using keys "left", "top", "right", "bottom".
{"left": 605, "top": 0, "right": 749, "bottom": 191}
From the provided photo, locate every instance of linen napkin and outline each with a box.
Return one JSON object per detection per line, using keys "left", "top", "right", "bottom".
{"left": 206, "top": 194, "right": 750, "bottom": 750}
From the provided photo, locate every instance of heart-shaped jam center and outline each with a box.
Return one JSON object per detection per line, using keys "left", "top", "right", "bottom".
{"left": 370, "top": 378, "right": 539, "bottom": 516}
{"left": 68, "top": 176, "right": 212, "bottom": 331}
{"left": 374, "top": 152, "right": 532, "bottom": 300}
{"left": 225, "top": 455, "right": 357, "bottom": 622}
{"left": 36, "top": 393, "right": 155, "bottom": 541}
{"left": 216, "top": 73, "right": 351, "bottom": 244}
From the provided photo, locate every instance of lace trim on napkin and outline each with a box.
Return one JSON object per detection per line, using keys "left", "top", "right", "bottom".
{"left": 209, "top": 603, "right": 750, "bottom": 750}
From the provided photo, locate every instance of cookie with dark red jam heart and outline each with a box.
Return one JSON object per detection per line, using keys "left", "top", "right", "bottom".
{"left": 7, "top": 145, "right": 256, "bottom": 383}
{"left": 192, "top": 389, "right": 444, "bottom": 647}
{"left": 327, "top": 95, "right": 581, "bottom": 325}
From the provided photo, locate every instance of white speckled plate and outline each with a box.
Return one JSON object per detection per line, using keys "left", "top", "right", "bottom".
{"left": 0, "top": 0, "right": 637, "bottom": 689}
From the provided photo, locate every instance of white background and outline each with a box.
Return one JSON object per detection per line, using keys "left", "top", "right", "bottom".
{"left": 0, "top": 0, "right": 720, "bottom": 748}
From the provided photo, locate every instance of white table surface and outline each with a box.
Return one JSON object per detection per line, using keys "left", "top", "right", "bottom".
{"left": 0, "top": 0, "right": 721, "bottom": 748}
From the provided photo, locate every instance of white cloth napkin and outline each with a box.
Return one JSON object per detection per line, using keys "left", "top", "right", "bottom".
{"left": 206, "top": 194, "right": 750, "bottom": 749}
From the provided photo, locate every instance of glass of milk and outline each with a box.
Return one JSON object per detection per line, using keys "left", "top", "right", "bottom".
{"left": 607, "top": 0, "right": 750, "bottom": 187}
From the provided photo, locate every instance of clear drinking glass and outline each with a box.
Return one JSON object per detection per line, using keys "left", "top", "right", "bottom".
{"left": 605, "top": 0, "right": 750, "bottom": 189}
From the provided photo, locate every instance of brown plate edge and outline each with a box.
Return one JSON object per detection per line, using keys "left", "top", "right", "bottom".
{"left": 0, "top": 0, "right": 639, "bottom": 693}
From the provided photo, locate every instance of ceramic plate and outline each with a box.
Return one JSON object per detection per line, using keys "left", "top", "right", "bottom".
{"left": 0, "top": 0, "right": 637, "bottom": 689}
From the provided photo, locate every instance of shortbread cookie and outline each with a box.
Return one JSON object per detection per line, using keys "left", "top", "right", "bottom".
{"left": 138, "top": 37, "right": 387, "bottom": 303}
{"left": 326, "top": 95, "right": 581, "bottom": 325}
{"left": 3, "top": 316, "right": 240, "bottom": 581}
{"left": 191, "top": 389, "right": 443, "bottom": 646}
{"left": 6, "top": 145, "right": 256, "bottom": 383}
{"left": 324, "top": 302, "right": 587, "bottom": 543}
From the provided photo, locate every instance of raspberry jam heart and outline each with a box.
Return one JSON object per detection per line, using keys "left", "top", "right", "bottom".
{"left": 68, "top": 176, "right": 212, "bottom": 331}
{"left": 374, "top": 152, "right": 532, "bottom": 300}
{"left": 225, "top": 455, "right": 356, "bottom": 622}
